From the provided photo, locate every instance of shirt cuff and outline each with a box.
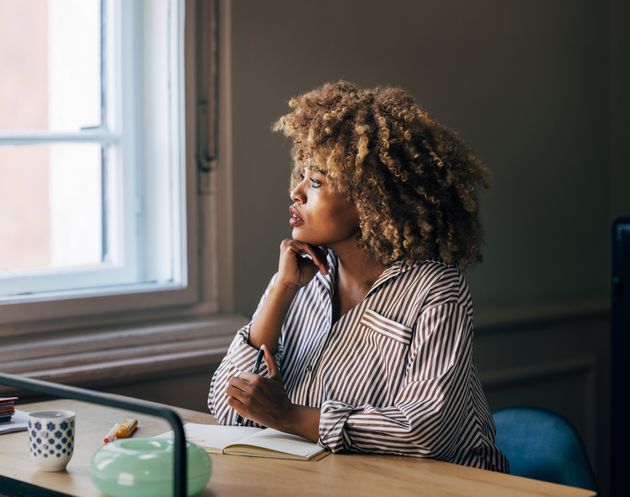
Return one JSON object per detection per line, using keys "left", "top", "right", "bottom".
{"left": 318, "top": 399, "right": 355, "bottom": 452}
{"left": 227, "top": 328, "right": 283, "bottom": 377}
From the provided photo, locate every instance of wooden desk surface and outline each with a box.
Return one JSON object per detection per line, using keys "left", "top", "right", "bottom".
{"left": 0, "top": 399, "right": 596, "bottom": 497}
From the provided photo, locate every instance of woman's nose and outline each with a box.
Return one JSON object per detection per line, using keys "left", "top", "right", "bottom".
{"left": 290, "top": 181, "right": 307, "bottom": 204}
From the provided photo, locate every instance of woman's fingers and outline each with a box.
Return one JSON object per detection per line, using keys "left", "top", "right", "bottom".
{"left": 226, "top": 396, "right": 246, "bottom": 416}
{"left": 289, "top": 241, "right": 328, "bottom": 275}
{"left": 261, "top": 344, "right": 280, "bottom": 378}
{"left": 227, "top": 362, "right": 292, "bottom": 429}
{"left": 225, "top": 384, "right": 245, "bottom": 402}
{"left": 277, "top": 239, "right": 328, "bottom": 289}
{"left": 228, "top": 375, "right": 250, "bottom": 389}
{"left": 226, "top": 377, "right": 251, "bottom": 401}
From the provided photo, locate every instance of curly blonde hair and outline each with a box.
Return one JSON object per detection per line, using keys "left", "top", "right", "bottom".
{"left": 273, "top": 81, "right": 490, "bottom": 269}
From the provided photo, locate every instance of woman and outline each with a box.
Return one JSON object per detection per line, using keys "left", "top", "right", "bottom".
{"left": 208, "top": 81, "right": 508, "bottom": 472}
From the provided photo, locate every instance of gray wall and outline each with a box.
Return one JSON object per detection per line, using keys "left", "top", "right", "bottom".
{"left": 231, "top": 0, "right": 615, "bottom": 315}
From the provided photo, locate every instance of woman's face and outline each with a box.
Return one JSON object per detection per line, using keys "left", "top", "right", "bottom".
{"left": 289, "top": 166, "right": 360, "bottom": 247}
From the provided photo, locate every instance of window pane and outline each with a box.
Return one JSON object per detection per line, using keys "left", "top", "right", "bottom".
{"left": 0, "top": 0, "right": 101, "bottom": 132}
{"left": 0, "top": 144, "right": 103, "bottom": 273}
{"left": 0, "top": 0, "right": 189, "bottom": 308}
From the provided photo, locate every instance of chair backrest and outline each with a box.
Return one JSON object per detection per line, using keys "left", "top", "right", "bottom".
{"left": 492, "top": 407, "right": 597, "bottom": 491}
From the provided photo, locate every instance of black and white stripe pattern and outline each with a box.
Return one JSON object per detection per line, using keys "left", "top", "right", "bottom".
{"left": 208, "top": 250, "right": 508, "bottom": 472}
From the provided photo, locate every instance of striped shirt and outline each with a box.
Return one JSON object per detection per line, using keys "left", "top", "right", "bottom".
{"left": 208, "top": 250, "right": 508, "bottom": 472}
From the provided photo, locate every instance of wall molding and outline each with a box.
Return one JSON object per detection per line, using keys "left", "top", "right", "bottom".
{"left": 1, "top": 296, "right": 610, "bottom": 400}
{"left": 481, "top": 354, "right": 601, "bottom": 474}
{"left": 480, "top": 355, "right": 597, "bottom": 389}
{"left": 1, "top": 295, "right": 610, "bottom": 385}
{"left": 475, "top": 296, "right": 609, "bottom": 334}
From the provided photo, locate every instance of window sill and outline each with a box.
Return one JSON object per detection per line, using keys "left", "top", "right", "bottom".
{"left": 0, "top": 314, "right": 247, "bottom": 393}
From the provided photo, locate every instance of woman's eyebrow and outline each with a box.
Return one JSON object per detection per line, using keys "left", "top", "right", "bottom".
{"left": 306, "top": 164, "right": 328, "bottom": 175}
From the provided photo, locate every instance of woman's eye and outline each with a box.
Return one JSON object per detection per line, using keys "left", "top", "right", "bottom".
{"left": 310, "top": 178, "right": 321, "bottom": 188}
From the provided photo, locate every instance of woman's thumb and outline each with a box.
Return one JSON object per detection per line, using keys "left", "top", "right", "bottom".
{"left": 261, "top": 344, "right": 279, "bottom": 378}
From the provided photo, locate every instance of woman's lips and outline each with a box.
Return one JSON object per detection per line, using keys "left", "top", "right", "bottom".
{"left": 289, "top": 206, "right": 304, "bottom": 227}
{"left": 289, "top": 217, "right": 304, "bottom": 227}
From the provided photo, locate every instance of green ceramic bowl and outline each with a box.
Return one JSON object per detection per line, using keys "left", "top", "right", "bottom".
{"left": 90, "top": 438, "right": 211, "bottom": 497}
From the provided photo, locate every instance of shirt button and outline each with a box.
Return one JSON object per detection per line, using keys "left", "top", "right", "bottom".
{"left": 306, "top": 365, "right": 313, "bottom": 373}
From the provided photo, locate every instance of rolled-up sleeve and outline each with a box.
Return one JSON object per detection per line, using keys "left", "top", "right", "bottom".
{"left": 207, "top": 273, "right": 284, "bottom": 425}
{"left": 318, "top": 301, "right": 474, "bottom": 461}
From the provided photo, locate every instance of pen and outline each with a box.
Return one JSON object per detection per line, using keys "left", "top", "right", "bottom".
{"left": 103, "top": 423, "right": 120, "bottom": 443}
{"left": 235, "top": 347, "right": 265, "bottom": 426}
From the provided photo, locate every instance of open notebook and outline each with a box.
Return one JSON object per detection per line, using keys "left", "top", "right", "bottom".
{"left": 155, "top": 423, "right": 328, "bottom": 461}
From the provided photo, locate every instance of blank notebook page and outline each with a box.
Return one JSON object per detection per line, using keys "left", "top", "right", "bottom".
{"left": 234, "top": 428, "right": 323, "bottom": 458}
{"left": 157, "top": 424, "right": 261, "bottom": 451}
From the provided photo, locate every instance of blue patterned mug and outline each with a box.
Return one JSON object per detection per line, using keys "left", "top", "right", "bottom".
{"left": 27, "top": 410, "right": 75, "bottom": 471}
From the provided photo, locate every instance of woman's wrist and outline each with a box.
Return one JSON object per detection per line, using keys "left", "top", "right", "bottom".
{"left": 247, "top": 280, "right": 299, "bottom": 352}
{"left": 281, "top": 404, "right": 321, "bottom": 443}
{"left": 273, "top": 278, "right": 302, "bottom": 294}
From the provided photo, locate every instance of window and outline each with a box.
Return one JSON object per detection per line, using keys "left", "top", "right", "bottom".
{"left": 0, "top": 0, "right": 242, "bottom": 386}
{"left": 0, "top": 0, "right": 202, "bottom": 324}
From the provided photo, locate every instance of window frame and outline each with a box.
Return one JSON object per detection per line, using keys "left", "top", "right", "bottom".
{"left": 0, "top": 0, "right": 220, "bottom": 330}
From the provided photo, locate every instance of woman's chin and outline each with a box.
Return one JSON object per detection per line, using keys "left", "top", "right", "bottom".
{"left": 291, "top": 230, "right": 322, "bottom": 245}
{"left": 291, "top": 227, "right": 305, "bottom": 240}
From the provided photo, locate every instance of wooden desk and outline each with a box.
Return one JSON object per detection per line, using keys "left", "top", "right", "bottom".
{"left": 0, "top": 399, "right": 596, "bottom": 497}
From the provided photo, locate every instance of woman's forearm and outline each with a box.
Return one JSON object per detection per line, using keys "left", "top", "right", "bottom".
{"left": 247, "top": 281, "right": 299, "bottom": 354}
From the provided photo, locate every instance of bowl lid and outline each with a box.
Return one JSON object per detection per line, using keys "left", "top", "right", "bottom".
{"left": 90, "top": 438, "right": 212, "bottom": 483}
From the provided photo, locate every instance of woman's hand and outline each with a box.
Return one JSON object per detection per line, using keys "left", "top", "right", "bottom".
{"left": 226, "top": 345, "right": 321, "bottom": 441}
{"left": 243, "top": 241, "right": 327, "bottom": 354}
{"left": 277, "top": 239, "right": 328, "bottom": 290}
{"left": 226, "top": 345, "right": 292, "bottom": 430}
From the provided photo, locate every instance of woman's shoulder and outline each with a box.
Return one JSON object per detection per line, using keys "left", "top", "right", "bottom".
{"left": 403, "top": 258, "right": 462, "bottom": 283}
{"left": 411, "top": 259, "right": 470, "bottom": 309}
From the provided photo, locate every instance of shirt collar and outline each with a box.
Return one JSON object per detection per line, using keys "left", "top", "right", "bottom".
{"left": 365, "top": 259, "right": 422, "bottom": 298}
{"left": 315, "top": 249, "right": 420, "bottom": 299}
{"left": 314, "top": 249, "right": 337, "bottom": 298}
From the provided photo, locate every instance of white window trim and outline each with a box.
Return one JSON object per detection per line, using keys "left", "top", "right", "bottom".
{"left": 0, "top": 0, "right": 240, "bottom": 386}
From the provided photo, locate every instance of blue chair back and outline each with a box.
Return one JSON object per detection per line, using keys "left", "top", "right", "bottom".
{"left": 493, "top": 407, "right": 597, "bottom": 491}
